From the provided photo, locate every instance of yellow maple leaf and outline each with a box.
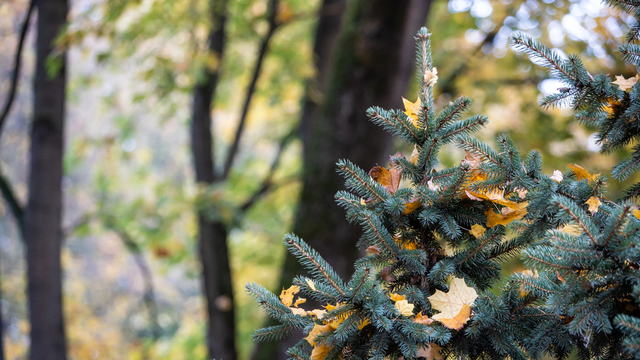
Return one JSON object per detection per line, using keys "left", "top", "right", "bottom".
{"left": 369, "top": 165, "right": 402, "bottom": 194}
{"left": 612, "top": 74, "right": 638, "bottom": 91}
{"left": 309, "top": 309, "right": 327, "bottom": 318}
{"left": 568, "top": 164, "right": 598, "bottom": 181}
{"left": 470, "top": 224, "right": 486, "bottom": 239}
{"left": 436, "top": 305, "right": 472, "bottom": 331}
{"left": 417, "top": 343, "right": 444, "bottom": 360}
{"left": 305, "top": 324, "right": 333, "bottom": 346}
{"left": 403, "top": 96, "right": 422, "bottom": 127}
{"left": 395, "top": 299, "right": 415, "bottom": 316}
{"left": 486, "top": 202, "right": 528, "bottom": 228}
{"left": 390, "top": 293, "right": 406, "bottom": 302}
{"left": 428, "top": 277, "right": 477, "bottom": 330}
{"left": 280, "top": 285, "right": 300, "bottom": 307}
{"left": 633, "top": 209, "right": 640, "bottom": 219}
{"left": 586, "top": 196, "right": 601, "bottom": 215}
{"left": 310, "top": 344, "right": 331, "bottom": 360}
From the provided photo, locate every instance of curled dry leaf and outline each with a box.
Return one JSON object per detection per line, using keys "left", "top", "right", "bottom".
{"left": 380, "top": 266, "right": 397, "bottom": 282}
{"left": 423, "top": 67, "right": 438, "bottom": 87}
{"left": 427, "top": 179, "right": 439, "bottom": 191}
{"left": 369, "top": 165, "right": 402, "bottom": 194}
{"left": 550, "top": 170, "right": 563, "bottom": 182}
{"left": 366, "top": 246, "right": 381, "bottom": 256}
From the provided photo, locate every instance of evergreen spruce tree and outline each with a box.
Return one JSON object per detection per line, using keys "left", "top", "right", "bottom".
{"left": 248, "top": 3, "right": 640, "bottom": 356}
{"left": 506, "top": 0, "right": 640, "bottom": 357}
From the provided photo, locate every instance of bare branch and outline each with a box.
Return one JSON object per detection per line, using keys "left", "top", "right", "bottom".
{"left": 222, "top": 0, "right": 281, "bottom": 179}
{"left": 239, "top": 127, "right": 296, "bottom": 213}
{"left": 0, "top": 0, "right": 36, "bottom": 140}
{"left": 103, "top": 216, "right": 161, "bottom": 341}
{"left": 0, "top": 172, "right": 24, "bottom": 237}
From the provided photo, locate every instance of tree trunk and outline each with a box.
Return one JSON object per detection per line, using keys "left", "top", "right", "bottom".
{"left": 253, "top": 0, "right": 433, "bottom": 358}
{"left": 25, "top": 1, "right": 68, "bottom": 360}
{"left": 190, "top": 0, "right": 236, "bottom": 359}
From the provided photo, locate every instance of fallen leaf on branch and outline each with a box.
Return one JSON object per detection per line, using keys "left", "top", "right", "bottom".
{"left": 470, "top": 224, "right": 486, "bottom": 239}
{"left": 568, "top": 164, "right": 598, "bottom": 181}
{"left": 417, "top": 343, "right": 443, "bottom": 360}
{"left": 395, "top": 299, "right": 415, "bottom": 316}
{"left": 370, "top": 165, "right": 402, "bottom": 194}
{"left": 586, "top": 196, "right": 601, "bottom": 215}
{"left": 414, "top": 312, "right": 434, "bottom": 325}
{"left": 485, "top": 202, "right": 528, "bottom": 228}
{"left": 403, "top": 96, "right": 422, "bottom": 127}
{"left": 612, "top": 74, "right": 638, "bottom": 91}
{"left": 280, "top": 285, "right": 300, "bottom": 307}
{"left": 550, "top": 170, "right": 563, "bottom": 182}
{"left": 428, "top": 277, "right": 477, "bottom": 330}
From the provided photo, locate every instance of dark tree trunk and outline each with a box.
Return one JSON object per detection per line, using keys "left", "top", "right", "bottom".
{"left": 25, "top": 1, "right": 68, "bottom": 360}
{"left": 253, "top": 0, "right": 433, "bottom": 359}
{"left": 190, "top": 1, "right": 237, "bottom": 359}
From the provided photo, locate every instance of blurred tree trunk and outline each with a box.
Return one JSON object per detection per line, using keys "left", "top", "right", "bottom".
{"left": 252, "top": 0, "right": 432, "bottom": 358}
{"left": 190, "top": 1, "right": 237, "bottom": 359}
{"left": 25, "top": 1, "right": 68, "bottom": 360}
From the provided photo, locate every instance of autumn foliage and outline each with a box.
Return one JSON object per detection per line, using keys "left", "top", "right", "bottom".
{"left": 249, "top": 5, "right": 640, "bottom": 357}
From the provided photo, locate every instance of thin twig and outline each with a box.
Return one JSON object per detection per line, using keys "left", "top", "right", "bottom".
{"left": 103, "top": 216, "right": 161, "bottom": 341}
{"left": 222, "top": 0, "right": 281, "bottom": 179}
{"left": 0, "top": 0, "right": 36, "bottom": 139}
{"left": 239, "top": 127, "right": 296, "bottom": 213}
{"left": 0, "top": 173, "right": 24, "bottom": 237}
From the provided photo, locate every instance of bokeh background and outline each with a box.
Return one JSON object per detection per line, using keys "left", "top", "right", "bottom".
{"left": 0, "top": 0, "right": 638, "bottom": 359}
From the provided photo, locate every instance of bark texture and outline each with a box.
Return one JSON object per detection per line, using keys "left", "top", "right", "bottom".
{"left": 190, "top": 1, "right": 237, "bottom": 359}
{"left": 25, "top": 1, "right": 68, "bottom": 360}
{"left": 253, "top": 0, "right": 433, "bottom": 358}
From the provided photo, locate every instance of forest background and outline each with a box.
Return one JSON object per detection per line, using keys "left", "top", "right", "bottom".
{"left": 0, "top": 0, "right": 638, "bottom": 359}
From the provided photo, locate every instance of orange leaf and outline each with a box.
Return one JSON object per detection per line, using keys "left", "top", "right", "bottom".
{"left": 417, "top": 343, "right": 444, "bottom": 360}
{"left": 414, "top": 312, "right": 434, "bottom": 326}
{"left": 567, "top": 164, "right": 598, "bottom": 181}
{"left": 403, "top": 198, "right": 422, "bottom": 214}
{"left": 435, "top": 304, "right": 472, "bottom": 331}
{"left": 369, "top": 165, "right": 401, "bottom": 194}
{"left": 486, "top": 202, "right": 528, "bottom": 228}
{"left": 390, "top": 293, "right": 406, "bottom": 302}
